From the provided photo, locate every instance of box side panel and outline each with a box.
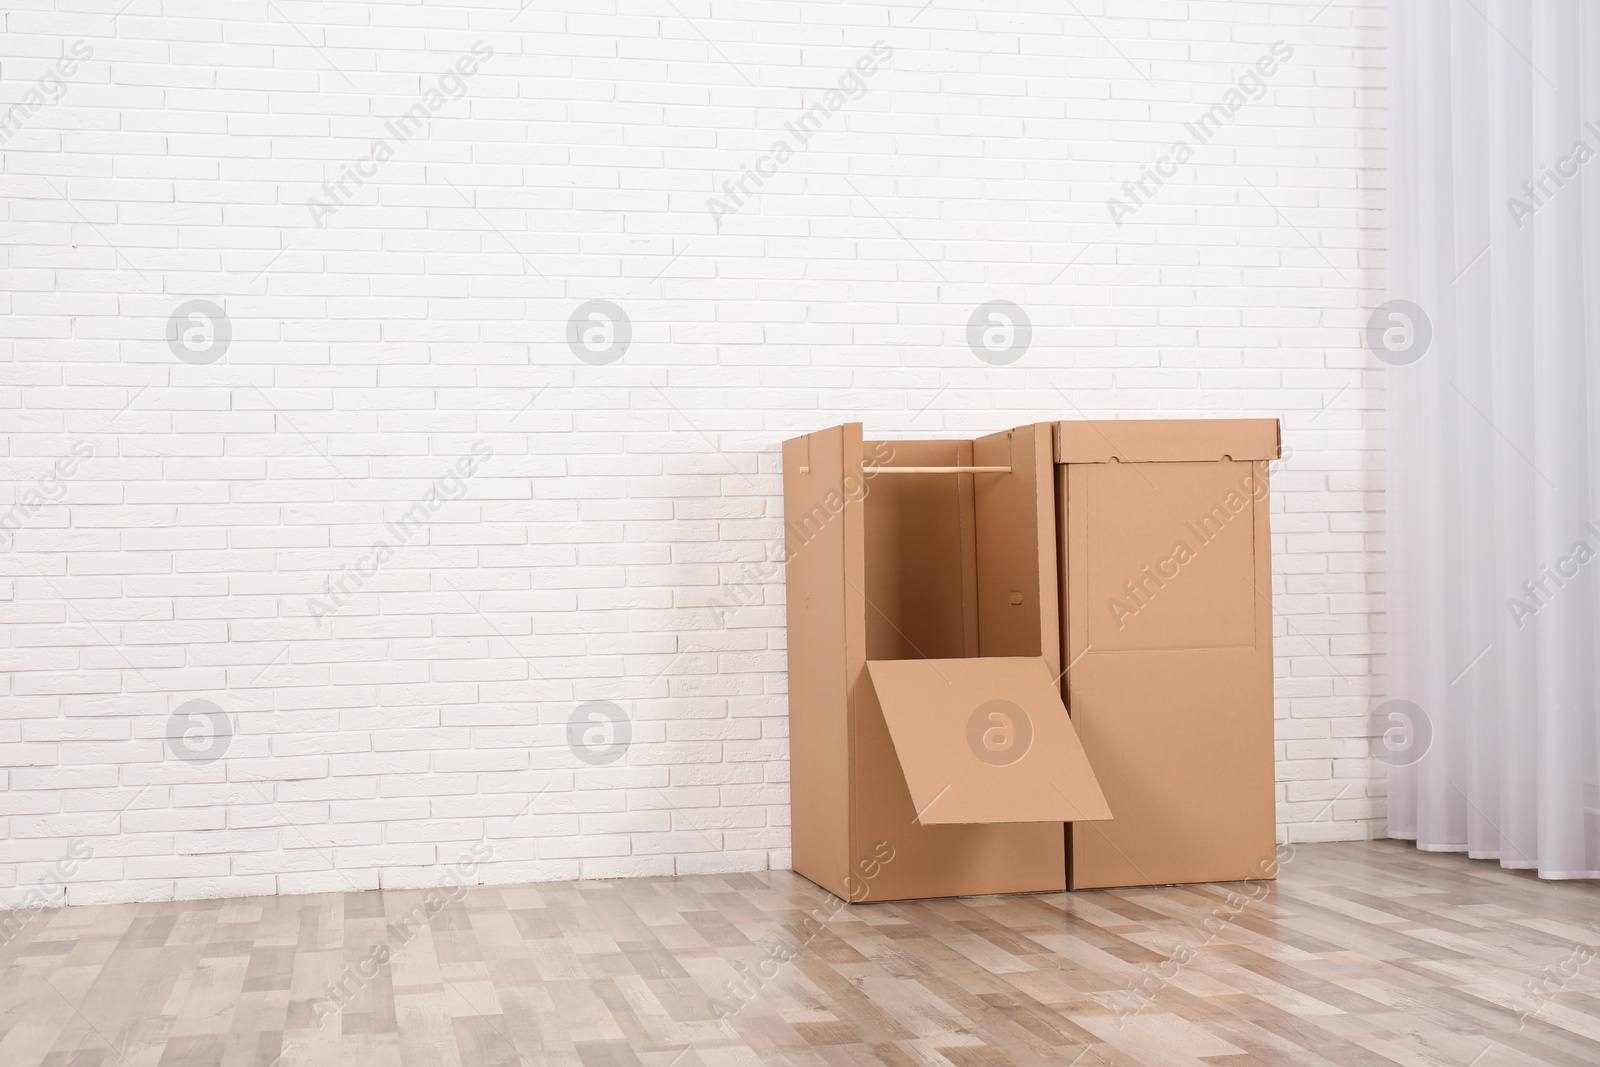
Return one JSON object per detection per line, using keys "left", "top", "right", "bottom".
{"left": 1056, "top": 461, "right": 1073, "bottom": 868}
{"left": 1251, "top": 459, "right": 1276, "bottom": 871}
{"left": 974, "top": 424, "right": 1060, "bottom": 678}
{"left": 783, "top": 427, "right": 856, "bottom": 899}
{"left": 1065, "top": 458, "right": 1277, "bottom": 889}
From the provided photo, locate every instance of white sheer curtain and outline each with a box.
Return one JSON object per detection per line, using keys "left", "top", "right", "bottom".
{"left": 1386, "top": 1, "right": 1600, "bottom": 878}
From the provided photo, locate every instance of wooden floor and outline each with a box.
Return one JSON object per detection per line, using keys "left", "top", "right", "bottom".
{"left": 2, "top": 840, "right": 1599, "bottom": 1066}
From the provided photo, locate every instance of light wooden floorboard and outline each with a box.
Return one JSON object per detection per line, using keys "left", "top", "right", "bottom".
{"left": 1, "top": 841, "right": 1598, "bottom": 1066}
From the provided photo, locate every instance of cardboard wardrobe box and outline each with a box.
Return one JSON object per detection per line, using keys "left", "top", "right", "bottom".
{"left": 1053, "top": 418, "right": 1280, "bottom": 889}
{"left": 782, "top": 423, "right": 1111, "bottom": 903}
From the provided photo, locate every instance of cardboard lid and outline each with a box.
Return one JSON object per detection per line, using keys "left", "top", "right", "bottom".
{"left": 865, "top": 657, "right": 1111, "bottom": 825}
{"left": 1054, "top": 419, "right": 1281, "bottom": 463}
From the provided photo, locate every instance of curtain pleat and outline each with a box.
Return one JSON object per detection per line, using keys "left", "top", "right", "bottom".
{"left": 1387, "top": 0, "right": 1600, "bottom": 878}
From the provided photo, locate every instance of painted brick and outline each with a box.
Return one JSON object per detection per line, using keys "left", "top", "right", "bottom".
{"left": 0, "top": 0, "right": 1386, "bottom": 908}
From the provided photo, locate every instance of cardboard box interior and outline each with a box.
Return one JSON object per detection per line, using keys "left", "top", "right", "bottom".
{"left": 785, "top": 423, "right": 1109, "bottom": 903}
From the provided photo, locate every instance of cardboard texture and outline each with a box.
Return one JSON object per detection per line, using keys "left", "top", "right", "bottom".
{"left": 866, "top": 657, "right": 1110, "bottom": 825}
{"left": 1055, "top": 418, "right": 1280, "bottom": 889}
{"left": 784, "top": 417, "right": 1279, "bottom": 901}
{"left": 784, "top": 423, "right": 1106, "bottom": 902}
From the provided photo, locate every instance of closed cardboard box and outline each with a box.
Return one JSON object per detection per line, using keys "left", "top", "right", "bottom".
{"left": 1054, "top": 419, "right": 1279, "bottom": 889}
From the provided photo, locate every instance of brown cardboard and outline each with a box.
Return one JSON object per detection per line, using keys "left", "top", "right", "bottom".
{"left": 861, "top": 439, "right": 977, "bottom": 661}
{"left": 782, "top": 424, "right": 857, "bottom": 901}
{"left": 866, "top": 657, "right": 1110, "bottom": 824}
{"left": 1054, "top": 418, "right": 1279, "bottom": 889}
{"left": 974, "top": 427, "right": 1061, "bottom": 678}
{"left": 785, "top": 417, "right": 1278, "bottom": 900}
{"left": 785, "top": 423, "right": 1109, "bottom": 902}
{"left": 1055, "top": 418, "right": 1280, "bottom": 465}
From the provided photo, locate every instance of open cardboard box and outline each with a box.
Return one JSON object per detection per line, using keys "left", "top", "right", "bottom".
{"left": 784, "top": 418, "right": 1281, "bottom": 903}
{"left": 782, "top": 423, "right": 1109, "bottom": 902}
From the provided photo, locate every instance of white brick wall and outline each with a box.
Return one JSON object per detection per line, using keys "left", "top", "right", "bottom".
{"left": 0, "top": 0, "right": 1387, "bottom": 908}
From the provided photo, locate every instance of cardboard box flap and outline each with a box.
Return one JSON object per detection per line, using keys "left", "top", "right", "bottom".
{"left": 865, "top": 657, "right": 1112, "bottom": 826}
{"left": 1054, "top": 419, "right": 1281, "bottom": 464}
